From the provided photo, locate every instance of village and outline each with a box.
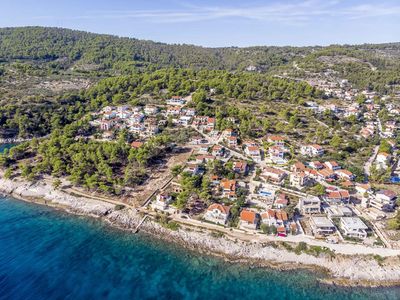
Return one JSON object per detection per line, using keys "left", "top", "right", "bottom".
{"left": 86, "top": 89, "right": 400, "bottom": 251}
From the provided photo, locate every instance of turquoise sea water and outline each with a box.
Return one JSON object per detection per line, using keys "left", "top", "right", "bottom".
{"left": 0, "top": 197, "right": 399, "bottom": 300}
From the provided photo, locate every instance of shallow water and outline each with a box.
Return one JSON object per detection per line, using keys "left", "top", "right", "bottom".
{"left": 0, "top": 196, "right": 399, "bottom": 300}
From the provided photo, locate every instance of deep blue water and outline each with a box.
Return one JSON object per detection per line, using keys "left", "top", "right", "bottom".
{"left": 0, "top": 197, "right": 400, "bottom": 300}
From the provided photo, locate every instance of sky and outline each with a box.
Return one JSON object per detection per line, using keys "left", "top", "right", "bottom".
{"left": 0, "top": 0, "right": 399, "bottom": 47}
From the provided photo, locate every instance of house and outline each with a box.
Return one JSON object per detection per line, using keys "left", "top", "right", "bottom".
{"left": 261, "top": 209, "right": 277, "bottom": 226}
{"left": 325, "top": 205, "right": 353, "bottom": 219}
{"left": 325, "top": 190, "right": 350, "bottom": 204}
{"left": 178, "top": 115, "right": 192, "bottom": 125}
{"left": 335, "top": 169, "right": 355, "bottom": 181}
{"left": 245, "top": 146, "right": 261, "bottom": 161}
{"left": 204, "top": 203, "right": 231, "bottom": 225}
{"left": 195, "top": 155, "right": 215, "bottom": 164}
{"left": 166, "top": 106, "right": 181, "bottom": 116}
{"left": 227, "top": 136, "right": 238, "bottom": 147}
{"left": 355, "top": 183, "right": 372, "bottom": 196}
{"left": 268, "top": 146, "right": 286, "bottom": 162}
{"left": 100, "top": 120, "right": 115, "bottom": 131}
{"left": 131, "top": 141, "right": 144, "bottom": 149}
{"left": 152, "top": 193, "right": 173, "bottom": 210}
{"left": 144, "top": 105, "right": 159, "bottom": 115}
{"left": 103, "top": 111, "right": 117, "bottom": 119}
{"left": 261, "top": 167, "right": 287, "bottom": 183}
{"left": 275, "top": 210, "right": 289, "bottom": 226}
{"left": 300, "top": 144, "right": 324, "bottom": 157}
{"left": 310, "top": 216, "right": 336, "bottom": 236}
{"left": 289, "top": 172, "right": 311, "bottom": 188}
{"left": 274, "top": 193, "right": 288, "bottom": 208}
{"left": 220, "top": 179, "right": 237, "bottom": 199}
{"left": 239, "top": 209, "right": 260, "bottom": 230}
{"left": 291, "top": 161, "right": 306, "bottom": 173}
{"left": 223, "top": 128, "right": 235, "bottom": 138}
{"left": 369, "top": 190, "right": 397, "bottom": 211}
{"left": 233, "top": 161, "right": 248, "bottom": 175}
{"left": 340, "top": 217, "right": 368, "bottom": 239}
{"left": 299, "top": 196, "right": 321, "bottom": 214}
{"left": 129, "top": 123, "right": 145, "bottom": 134}
{"left": 317, "top": 168, "right": 336, "bottom": 181}
{"left": 185, "top": 108, "right": 196, "bottom": 116}
{"left": 184, "top": 163, "right": 202, "bottom": 176}
{"left": 212, "top": 145, "right": 225, "bottom": 157}
{"left": 376, "top": 152, "right": 391, "bottom": 169}
{"left": 267, "top": 135, "right": 285, "bottom": 147}
{"left": 309, "top": 161, "right": 324, "bottom": 170}
{"left": 324, "top": 161, "right": 341, "bottom": 171}
{"left": 166, "top": 96, "right": 186, "bottom": 106}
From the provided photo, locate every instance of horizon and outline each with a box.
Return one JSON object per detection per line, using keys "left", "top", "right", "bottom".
{"left": 0, "top": 1, "right": 400, "bottom": 47}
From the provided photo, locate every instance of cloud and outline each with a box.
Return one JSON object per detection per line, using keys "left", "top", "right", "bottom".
{"left": 33, "top": 0, "right": 400, "bottom": 24}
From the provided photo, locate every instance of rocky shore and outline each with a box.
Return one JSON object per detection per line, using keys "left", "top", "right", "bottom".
{"left": 1, "top": 176, "right": 400, "bottom": 287}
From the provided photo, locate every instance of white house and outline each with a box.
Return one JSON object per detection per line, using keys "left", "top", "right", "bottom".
{"left": 300, "top": 144, "right": 324, "bottom": 157}
{"left": 299, "top": 196, "right": 321, "bottom": 214}
{"left": 204, "top": 203, "right": 231, "bottom": 225}
{"left": 310, "top": 216, "right": 336, "bottom": 236}
{"left": 152, "top": 193, "right": 173, "bottom": 210}
{"left": 340, "top": 217, "right": 368, "bottom": 239}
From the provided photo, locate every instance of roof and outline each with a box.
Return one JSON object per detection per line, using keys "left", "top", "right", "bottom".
{"left": 220, "top": 179, "right": 236, "bottom": 191}
{"left": 293, "top": 161, "right": 306, "bottom": 170}
{"left": 340, "top": 217, "right": 368, "bottom": 230}
{"left": 311, "top": 216, "right": 335, "bottom": 228}
{"left": 268, "top": 135, "right": 285, "bottom": 141}
{"left": 131, "top": 141, "right": 144, "bottom": 148}
{"left": 275, "top": 210, "right": 288, "bottom": 221}
{"left": 261, "top": 209, "right": 276, "bottom": 219}
{"left": 207, "top": 203, "right": 230, "bottom": 215}
{"left": 240, "top": 209, "right": 257, "bottom": 223}
{"left": 264, "top": 167, "right": 286, "bottom": 175}
{"left": 377, "top": 189, "right": 397, "bottom": 199}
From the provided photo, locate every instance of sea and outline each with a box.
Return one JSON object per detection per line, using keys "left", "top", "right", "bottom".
{"left": 0, "top": 197, "right": 399, "bottom": 300}
{"left": 0, "top": 143, "right": 400, "bottom": 299}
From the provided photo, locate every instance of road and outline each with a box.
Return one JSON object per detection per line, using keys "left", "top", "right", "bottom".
{"left": 364, "top": 145, "right": 379, "bottom": 176}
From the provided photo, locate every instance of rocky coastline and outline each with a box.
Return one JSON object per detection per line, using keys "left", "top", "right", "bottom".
{"left": 1, "top": 176, "right": 400, "bottom": 287}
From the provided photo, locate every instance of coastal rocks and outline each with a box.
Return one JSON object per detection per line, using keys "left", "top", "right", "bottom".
{"left": 1, "top": 175, "right": 400, "bottom": 285}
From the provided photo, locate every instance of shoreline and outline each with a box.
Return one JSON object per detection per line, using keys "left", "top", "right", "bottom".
{"left": 1, "top": 176, "right": 400, "bottom": 288}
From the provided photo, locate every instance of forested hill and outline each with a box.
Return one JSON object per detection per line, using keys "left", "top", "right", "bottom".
{"left": 0, "top": 26, "right": 304, "bottom": 71}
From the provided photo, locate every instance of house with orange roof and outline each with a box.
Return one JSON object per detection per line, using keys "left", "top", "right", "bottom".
{"left": 131, "top": 141, "right": 144, "bottom": 149}
{"left": 316, "top": 168, "right": 336, "bottom": 181}
{"left": 261, "top": 209, "right": 277, "bottom": 226}
{"left": 335, "top": 169, "right": 355, "bottom": 181}
{"left": 245, "top": 145, "right": 261, "bottom": 161}
{"left": 220, "top": 179, "right": 237, "bottom": 199}
{"left": 274, "top": 194, "right": 289, "bottom": 209}
{"left": 291, "top": 161, "right": 306, "bottom": 173}
{"left": 289, "top": 172, "right": 312, "bottom": 188}
{"left": 267, "top": 135, "right": 285, "bottom": 147}
{"left": 325, "top": 190, "right": 350, "bottom": 204}
{"left": 232, "top": 161, "right": 248, "bottom": 175}
{"left": 324, "top": 161, "right": 341, "bottom": 171}
{"left": 204, "top": 203, "right": 231, "bottom": 225}
{"left": 261, "top": 167, "right": 287, "bottom": 183}
{"left": 239, "top": 209, "right": 260, "bottom": 230}
{"left": 212, "top": 145, "right": 225, "bottom": 157}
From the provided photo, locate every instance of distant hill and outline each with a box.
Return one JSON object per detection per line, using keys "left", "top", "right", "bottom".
{"left": 0, "top": 26, "right": 309, "bottom": 71}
